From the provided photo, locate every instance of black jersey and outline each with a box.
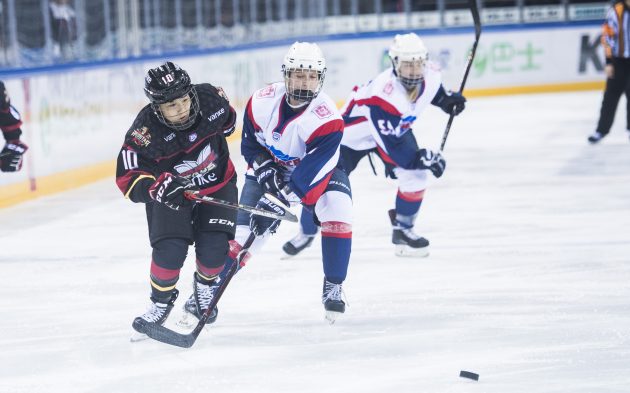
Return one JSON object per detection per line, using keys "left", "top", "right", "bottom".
{"left": 116, "top": 83, "right": 237, "bottom": 203}
{"left": 0, "top": 81, "right": 23, "bottom": 142}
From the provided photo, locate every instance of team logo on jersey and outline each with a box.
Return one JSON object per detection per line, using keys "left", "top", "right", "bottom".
{"left": 189, "top": 133, "right": 198, "bottom": 142}
{"left": 383, "top": 81, "right": 394, "bottom": 95}
{"left": 131, "top": 126, "right": 151, "bottom": 147}
{"left": 257, "top": 84, "right": 276, "bottom": 98}
{"left": 312, "top": 103, "right": 333, "bottom": 119}
{"left": 174, "top": 145, "right": 219, "bottom": 186}
{"left": 216, "top": 86, "right": 228, "bottom": 101}
{"left": 272, "top": 131, "right": 281, "bottom": 141}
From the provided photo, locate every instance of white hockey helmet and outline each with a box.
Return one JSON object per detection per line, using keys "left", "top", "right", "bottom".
{"left": 282, "top": 42, "right": 327, "bottom": 105}
{"left": 388, "top": 33, "right": 429, "bottom": 89}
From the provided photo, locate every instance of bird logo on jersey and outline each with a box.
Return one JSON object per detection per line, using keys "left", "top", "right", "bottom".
{"left": 174, "top": 145, "right": 218, "bottom": 185}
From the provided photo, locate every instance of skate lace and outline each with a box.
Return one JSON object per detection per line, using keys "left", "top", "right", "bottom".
{"left": 142, "top": 302, "right": 168, "bottom": 323}
{"left": 323, "top": 281, "right": 347, "bottom": 304}
{"left": 195, "top": 280, "right": 219, "bottom": 310}
{"left": 401, "top": 227, "right": 421, "bottom": 240}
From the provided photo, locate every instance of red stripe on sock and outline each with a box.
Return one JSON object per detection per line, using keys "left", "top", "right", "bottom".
{"left": 397, "top": 189, "right": 425, "bottom": 202}
{"left": 150, "top": 260, "right": 180, "bottom": 280}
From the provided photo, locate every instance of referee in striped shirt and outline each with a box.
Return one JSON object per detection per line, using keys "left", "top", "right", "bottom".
{"left": 590, "top": 0, "right": 630, "bottom": 144}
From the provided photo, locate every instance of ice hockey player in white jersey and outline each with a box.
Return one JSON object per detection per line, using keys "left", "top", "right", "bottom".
{"left": 223, "top": 42, "right": 352, "bottom": 323}
{"left": 283, "top": 33, "right": 466, "bottom": 258}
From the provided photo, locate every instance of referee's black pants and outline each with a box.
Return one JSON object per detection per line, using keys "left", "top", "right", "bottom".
{"left": 596, "top": 57, "right": 630, "bottom": 135}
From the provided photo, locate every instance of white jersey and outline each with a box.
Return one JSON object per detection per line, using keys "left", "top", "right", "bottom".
{"left": 340, "top": 63, "right": 442, "bottom": 153}
{"left": 242, "top": 82, "right": 345, "bottom": 205}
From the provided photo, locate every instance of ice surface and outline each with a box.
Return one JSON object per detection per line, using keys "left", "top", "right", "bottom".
{"left": 0, "top": 91, "right": 629, "bottom": 393}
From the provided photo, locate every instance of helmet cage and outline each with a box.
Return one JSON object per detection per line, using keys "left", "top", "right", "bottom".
{"left": 152, "top": 88, "right": 200, "bottom": 131}
{"left": 391, "top": 59, "right": 426, "bottom": 90}
{"left": 282, "top": 66, "right": 327, "bottom": 105}
{"left": 281, "top": 42, "right": 327, "bottom": 106}
{"left": 388, "top": 33, "right": 429, "bottom": 90}
{"left": 144, "top": 62, "right": 201, "bottom": 131}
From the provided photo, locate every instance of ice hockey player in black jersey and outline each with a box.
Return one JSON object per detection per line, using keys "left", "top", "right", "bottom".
{"left": 0, "top": 81, "right": 28, "bottom": 173}
{"left": 115, "top": 62, "right": 239, "bottom": 339}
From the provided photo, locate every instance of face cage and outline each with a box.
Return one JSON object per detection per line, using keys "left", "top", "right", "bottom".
{"left": 152, "top": 88, "right": 200, "bottom": 131}
{"left": 393, "top": 59, "right": 425, "bottom": 90}
{"left": 283, "top": 68, "right": 326, "bottom": 105}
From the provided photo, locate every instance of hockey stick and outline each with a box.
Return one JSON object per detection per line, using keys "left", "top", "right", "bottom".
{"left": 136, "top": 233, "right": 256, "bottom": 348}
{"left": 439, "top": 0, "right": 482, "bottom": 152}
{"left": 185, "top": 191, "right": 298, "bottom": 223}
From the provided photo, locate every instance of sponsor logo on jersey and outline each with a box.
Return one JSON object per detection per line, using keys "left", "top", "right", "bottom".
{"left": 207, "top": 107, "right": 225, "bottom": 123}
{"left": 265, "top": 143, "right": 300, "bottom": 167}
{"left": 400, "top": 115, "right": 416, "bottom": 132}
{"left": 163, "top": 132, "right": 176, "bottom": 142}
{"left": 174, "top": 145, "right": 219, "bottom": 186}
{"left": 257, "top": 84, "right": 276, "bottom": 98}
{"left": 383, "top": 81, "right": 394, "bottom": 95}
{"left": 312, "top": 103, "right": 333, "bottom": 119}
{"left": 329, "top": 180, "right": 351, "bottom": 193}
{"left": 189, "top": 133, "right": 197, "bottom": 142}
{"left": 209, "top": 218, "right": 235, "bottom": 227}
{"left": 131, "top": 126, "right": 151, "bottom": 147}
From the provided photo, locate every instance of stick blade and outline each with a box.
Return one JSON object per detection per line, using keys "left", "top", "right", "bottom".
{"left": 133, "top": 319, "right": 199, "bottom": 348}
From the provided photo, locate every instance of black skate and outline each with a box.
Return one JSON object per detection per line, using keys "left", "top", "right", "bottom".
{"left": 131, "top": 289, "right": 179, "bottom": 341}
{"left": 587, "top": 131, "right": 605, "bottom": 144}
{"left": 180, "top": 275, "right": 219, "bottom": 327}
{"left": 388, "top": 209, "right": 430, "bottom": 257}
{"left": 282, "top": 232, "right": 316, "bottom": 258}
{"left": 322, "top": 278, "right": 346, "bottom": 324}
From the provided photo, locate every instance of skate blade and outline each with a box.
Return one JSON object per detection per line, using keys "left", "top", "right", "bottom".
{"left": 129, "top": 330, "right": 149, "bottom": 342}
{"left": 395, "top": 244, "right": 429, "bottom": 258}
{"left": 280, "top": 252, "right": 299, "bottom": 260}
{"left": 325, "top": 310, "right": 343, "bottom": 324}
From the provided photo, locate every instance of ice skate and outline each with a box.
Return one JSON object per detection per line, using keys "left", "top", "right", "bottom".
{"left": 389, "top": 209, "right": 429, "bottom": 257}
{"left": 322, "top": 278, "right": 346, "bottom": 324}
{"left": 181, "top": 274, "right": 219, "bottom": 326}
{"left": 281, "top": 232, "right": 316, "bottom": 259}
{"left": 587, "top": 131, "right": 605, "bottom": 144}
{"left": 130, "top": 289, "right": 178, "bottom": 342}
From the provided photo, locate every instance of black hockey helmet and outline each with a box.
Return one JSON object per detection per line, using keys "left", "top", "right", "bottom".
{"left": 144, "top": 61, "right": 200, "bottom": 130}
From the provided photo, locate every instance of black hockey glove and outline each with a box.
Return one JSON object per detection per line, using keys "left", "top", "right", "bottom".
{"left": 253, "top": 156, "right": 285, "bottom": 196}
{"left": 148, "top": 172, "right": 198, "bottom": 211}
{"left": 435, "top": 91, "right": 466, "bottom": 116}
{"left": 0, "top": 140, "right": 28, "bottom": 172}
{"left": 415, "top": 149, "right": 446, "bottom": 178}
{"left": 249, "top": 193, "right": 290, "bottom": 236}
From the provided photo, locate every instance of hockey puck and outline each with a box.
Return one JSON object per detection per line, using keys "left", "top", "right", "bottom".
{"left": 459, "top": 370, "right": 479, "bottom": 381}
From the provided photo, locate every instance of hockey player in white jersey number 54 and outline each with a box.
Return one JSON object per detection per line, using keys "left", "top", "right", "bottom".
{"left": 284, "top": 33, "right": 466, "bottom": 258}
{"left": 224, "top": 42, "right": 352, "bottom": 323}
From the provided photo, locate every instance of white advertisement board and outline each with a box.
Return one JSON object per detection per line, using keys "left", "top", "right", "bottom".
{"left": 0, "top": 23, "right": 605, "bottom": 192}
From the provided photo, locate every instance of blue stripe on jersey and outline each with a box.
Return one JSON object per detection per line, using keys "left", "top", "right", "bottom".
{"left": 289, "top": 128, "right": 342, "bottom": 202}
